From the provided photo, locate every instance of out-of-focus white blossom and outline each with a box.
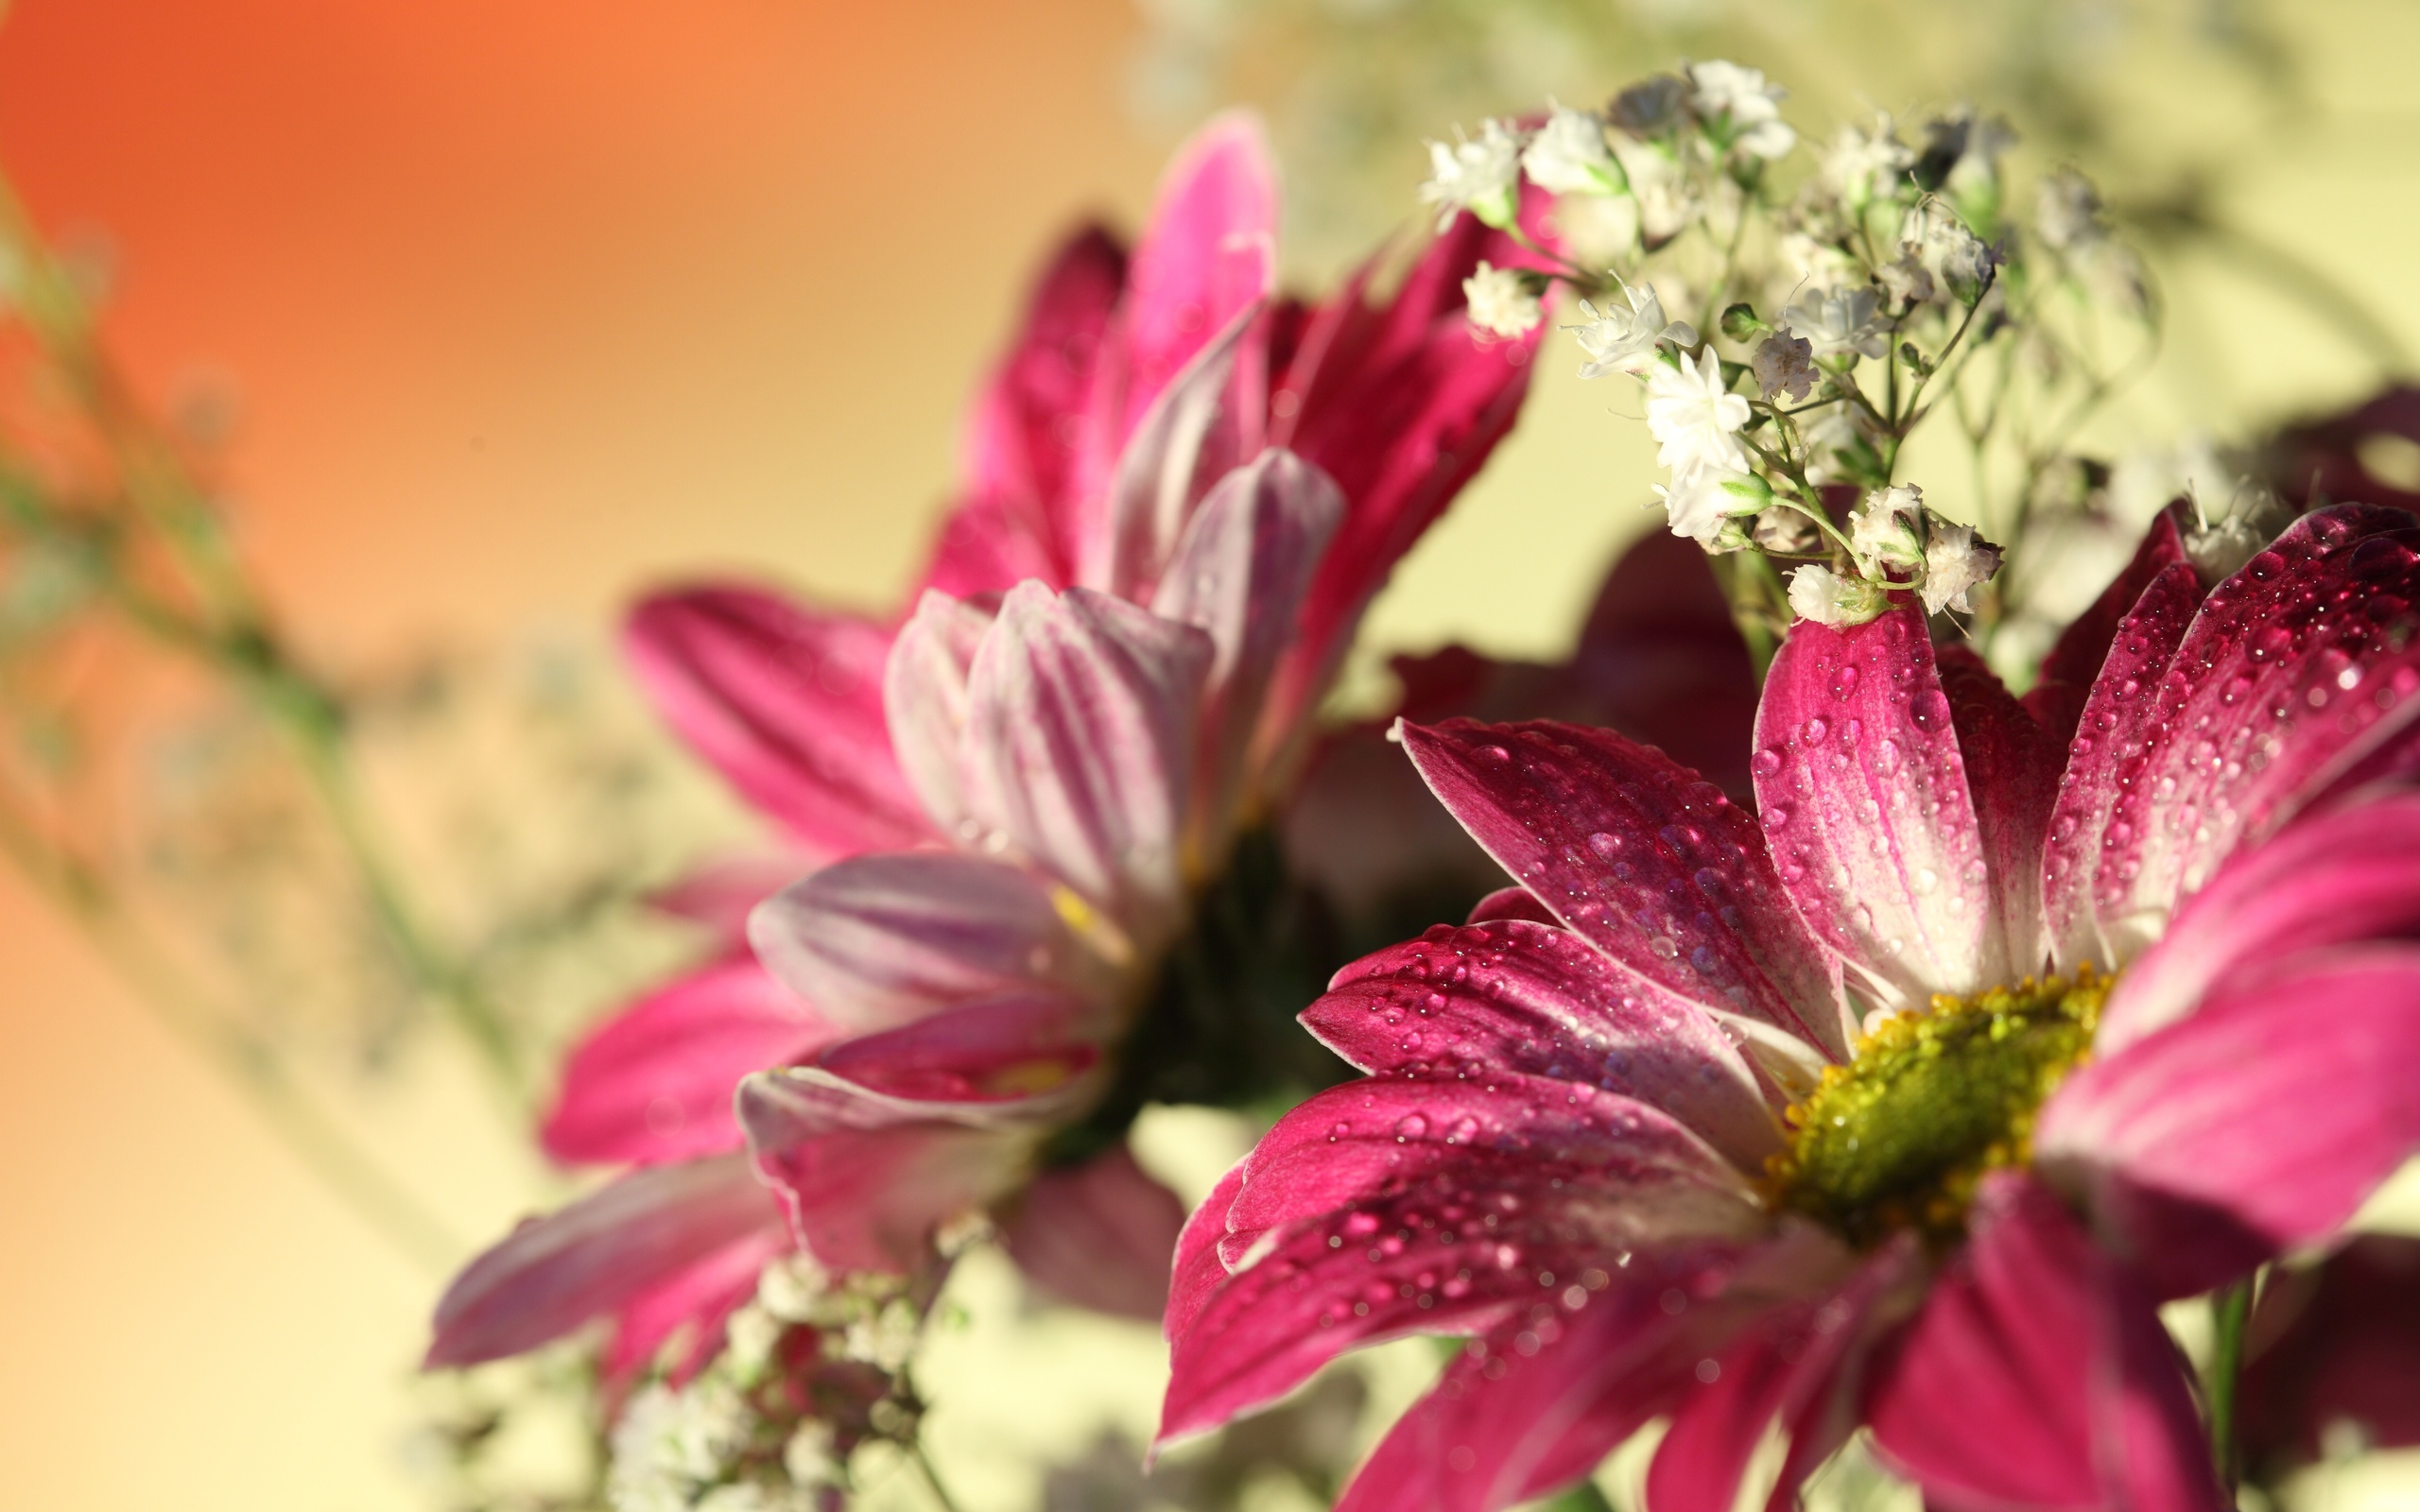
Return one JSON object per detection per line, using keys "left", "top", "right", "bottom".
{"left": 1610, "top": 135, "right": 1699, "bottom": 245}
{"left": 1463, "top": 261, "right": 1543, "bottom": 338}
{"left": 609, "top": 1381, "right": 753, "bottom": 1512}
{"left": 1419, "top": 119, "right": 1526, "bottom": 231}
{"left": 1876, "top": 248, "right": 1938, "bottom": 308}
{"left": 2034, "top": 168, "right": 2104, "bottom": 250}
{"left": 784, "top": 1421, "right": 841, "bottom": 1487}
{"left": 1785, "top": 285, "right": 1889, "bottom": 361}
{"left": 757, "top": 1253, "right": 831, "bottom": 1325}
{"left": 1850, "top": 485, "right": 1927, "bottom": 570}
{"left": 1822, "top": 117, "right": 1914, "bottom": 207}
{"left": 1685, "top": 60, "right": 1795, "bottom": 158}
{"left": 1789, "top": 564, "right": 1888, "bottom": 627}
{"left": 1570, "top": 283, "right": 1697, "bottom": 379}
{"left": 1657, "top": 465, "right": 1766, "bottom": 543}
{"left": 1522, "top": 105, "right": 1621, "bottom": 195}
{"left": 1554, "top": 192, "right": 1642, "bottom": 267}
{"left": 724, "top": 1304, "right": 784, "bottom": 1377}
{"left": 1922, "top": 520, "right": 2003, "bottom": 613}
{"left": 1645, "top": 348, "right": 1751, "bottom": 480}
{"left": 1800, "top": 406, "right": 1872, "bottom": 486}
{"left": 1903, "top": 198, "right": 1996, "bottom": 288}
{"left": 840, "top": 1298, "right": 923, "bottom": 1372}
{"left": 1609, "top": 74, "right": 1688, "bottom": 136}
{"left": 1752, "top": 327, "right": 1816, "bottom": 401}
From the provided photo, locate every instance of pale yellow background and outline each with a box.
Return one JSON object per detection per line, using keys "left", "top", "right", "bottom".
{"left": 3, "top": 1, "right": 2419, "bottom": 1508}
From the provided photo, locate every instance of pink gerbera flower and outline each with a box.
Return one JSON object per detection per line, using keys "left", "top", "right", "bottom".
{"left": 426, "top": 113, "right": 1551, "bottom": 1381}
{"left": 1161, "top": 504, "right": 2420, "bottom": 1512}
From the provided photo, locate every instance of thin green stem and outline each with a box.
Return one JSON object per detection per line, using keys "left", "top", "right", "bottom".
{"left": 910, "top": 1441, "right": 968, "bottom": 1512}
{"left": 2206, "top": 1275, "right": 2257, "bottom": 1494}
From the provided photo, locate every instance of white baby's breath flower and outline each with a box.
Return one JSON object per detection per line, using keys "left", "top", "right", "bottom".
{"left": 1463, "top": 261, "right": 1543, "bottom": 339}
{"left": 1850, "top": 484, "right": 1927, "bottom": 571}
{"left": 1656, "top": 465, "right": 1766, "bottom": 543}
{"left": 757, "top": 1252, "right": 831, "bottom": 1325}
{"left": 1644, "top": 348, "right": 1751, "bottom": 480}
{"left": 1522, "top": 105, "right": 1621, "bottom": 195}
{"left": 1785, "top": 285, "right": 1889, "bottom": 362}
{"left": 784, "top": 1421, "right": 841, "bottom": 1487}
{"left": 2034, "top": 168, "right": 2104, "bottom": 250}
{"left": 1420, "top": 119, "right": 1526, "bottom": 231}
{"left": 1902, "top": 198, "right": 1996, "bottom": 288}
{"left": 1922, "top": 520, "right": 2004, "bottom": 614}
{"left": 608, "top": 1381, "right": 753, "bottom": 1512}
{"left": 1553, "top": 192, "right": 1641, "bottom": 267}
{"left": 1686, "top": 60, "right": 1795, "bottom": 159}
{"left": 841, "top": 1298, "right": 923, "bottom": 1372}
{"left": 1570, "top": 282, "right": 1698, "bottom": 379}
{"left": 1789, "top": 564, "right": 1888, "bottom": 627}
{"left": 1752, "top": 328, "right": 1816, "bottom": 401}
{"left": 1822, "top": 117, "right": 1914, "bottom": 207}
{"left": 1876, "top": 249, "right": 1938, "bottom": 309}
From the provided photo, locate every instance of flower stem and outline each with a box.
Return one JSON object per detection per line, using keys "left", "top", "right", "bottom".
{"left": 911, "top": 1441, "right": 967, "bottom": 1512}
{"left": 2206, "top": 1274, "right": 2257, "bottom": 1493}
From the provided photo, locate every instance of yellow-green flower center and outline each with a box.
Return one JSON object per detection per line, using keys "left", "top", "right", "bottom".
{"left": 1766, "top": 970, "right": 2107, "bottom": 1246}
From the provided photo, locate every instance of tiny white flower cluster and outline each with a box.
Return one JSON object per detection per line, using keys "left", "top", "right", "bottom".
{"left": 1414, "top": 60, "right": 2160, "bottom": 642}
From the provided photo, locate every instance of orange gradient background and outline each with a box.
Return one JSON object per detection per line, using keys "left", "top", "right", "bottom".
{"left": 7, "top": 2, "right": 2420, "bottom": 1508}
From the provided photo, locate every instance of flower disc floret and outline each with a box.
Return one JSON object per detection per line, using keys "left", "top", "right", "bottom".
{"left": 1766, "top": 971, "right": 2106, "bottom": 1247}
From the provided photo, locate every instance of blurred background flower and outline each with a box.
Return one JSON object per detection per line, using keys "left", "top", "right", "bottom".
{"left": 3, "top": 1, "right": 2419, "bottom": 1509}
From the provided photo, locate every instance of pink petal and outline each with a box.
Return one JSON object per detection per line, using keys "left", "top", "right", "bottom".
{"left": 2239, "top": 1234, "right": 2420, "bottom": 1471}
{"left": 1401, "top": 719, "right": 1846, "bottom": 1067}
{"left": 426, "top": 1154, "right": 784, "bottom": 1368}
{"left": 604, "top": 1220, "right": 790, "bottom": 1385}
{"left": 944, "top": 223, "right": 1129, "bottom": 590}
{"left": 2037, "top": 560, "right": 2204, "bottom": 971}
{"left": 1165, "top": 1159, "right": 1246, "bottom": 1344}
{"left": 2088, "top": 506, "right": 2420, "bottom": 960}
{"left": 1938, "top": 645, "right": 2062, "bottom": 977}
{"left": 1867, "top": 1172, "right": 2223, "bottom": 1512}
{"left": 738, "top": 1004, "right": 1098, "bottom": 1271}
{"left": 2037, "top": 946, "right": 2420, "bottom": 1299}
{"left": 1465, "top": 886, "right": 1556, "bottom": 925}
{"left": 747, "top": 850, "right": 1092, "bottom": 1034}
{"left": 1646, "top": 1238, "right": 1918, "bottom": 1512}
{"left": 625, "top": 588, "right": 926, "bottom": 858}
{"left": 963, "top": 583, "right": 1212, "bottom": 933}
{"left": 1299, "top": 919, "right": 1782, "bottom": 1168}
{"left": 883, "top": 589, "right": 998, "bottom": 836}
{"left": 2098, "top": 790, "right": 2420, "bottom": 1052}
{"left": 1098, "top": 294, "right": 1271, "bottom": 598}
{"left": 1159, "top": 1074, "right": 1763, "bottom": 1443}
{"left": 1332, "top": 1260, "right": 1752, "bottom": 1512}
{"left": 1108, "top": 112, "right": 1278, "bottom": 451}
{"left": 643, "top": 851, "right": 813, "bottom": 942}
{"left": 1001, "top": 1143, "right": 1190, "bottom": 1322}
{"left": 542, "top": 957, "right": 835, "bottom": 1166}
{"left": 2022, "top": 505, "right": 2195, "bottom": 746}
{"left": 1754, "top": 608, "right": 2003, "bottom": 1005}
{"left": 1150, "top": 448, "right": 1344, "bottom": 831}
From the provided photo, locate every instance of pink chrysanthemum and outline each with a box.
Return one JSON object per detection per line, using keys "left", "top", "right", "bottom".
{"left": 426, "top": 113, "right": 1551, "bottom": 1380}
{"left": 1161, "top": 505, "right": 2420, "bottom": 1512}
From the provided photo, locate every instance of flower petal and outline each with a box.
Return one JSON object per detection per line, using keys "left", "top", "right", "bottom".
{"left": 2037, "top": 560, "right": 2204, "bottom": 971}
{"left": 738, "top": 1002, "right": 1098, "bottom": 1271}
{"left": 1100, "top": 295, "right": 1270, "bottom": 600}
{"left": 2089, "top": 506, "right": 2420, "bottom": 959}
{"left": 1159, "top": 1074, "right": 1764, "bottom": 1444}
{"left": 964, "top": 583, "right": 1212, "bottom": 931}
{"left": 2022, "top": 505, "right": 2194, "bottom": 747}
{"left": 1646, "top": 1238, "right": 1918, "bottom": 1512}
{"left": 1000, "top": 1143, "right": 1190, "bottom": 1322}
{"left": 1938, "top": 645, "right": 2062, "bottom": 978}
{"left": 1754, "top": 607, "right": 2001, "bottom": 1005}
{"left": 1269, "top": 261, "right": 1541, "bottom": 746}
{"left": 944, "top": 223, "right": 1129, "bottom": 590}
{"left": 643, "top": 852, "right": 812, "bottom": 943}
{"left": 1150, "top": 448, "right": 1343, "bottom": 830}
{"left": 425, "top": 1154, "right": 782, "bottom": 1368}
{"left": 542, "top": 957, "right": 834, "bottom": 1166}
{"left": 625, "top": 588, "right": 925, "bottom": 858}
{"left": 2098, "top": 790, "right": 2420, "bottom": 1053}
{"left": 883, "top": 589, "right": 999, "bottom": 836}
{"left": 1166, "top": 1157, "right": 1247, "bottom": 1345}
{"left": 1299, "top": 919, "right": 1784, "bottom": 1168}
{"left": 1331, "top": 1254, "right": 1761, "bottom": 1512}
{"left": 747, "top": 850, "right": 1090, "bottom": 1034}
{"left": 2238, "top": 1234, "right": 2420, "bottom": 1475}
{"left": 2037, "top": 946, "right": 2420, "bottom": 1298}
{"left": 1400, "top": 719, "right": 1846, "bottom": 1068}
{"left": 1865, "top": 1171, "right": 2223, "bottom": 1512}
{"left": 603, "top": 1220, "right": 789, "bottom": 1385}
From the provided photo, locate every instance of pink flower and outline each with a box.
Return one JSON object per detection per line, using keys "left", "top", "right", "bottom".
{"left": 1161, "top": 504, "right": 2420, "bottom": 1512}
{"left": 429, "top": 114, "right": 1547, "bottom": 1378}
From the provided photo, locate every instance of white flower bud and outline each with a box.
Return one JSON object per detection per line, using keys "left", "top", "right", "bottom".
{"left": 1462, "top": 262, "right": 1542, "bottom": 339}
{"left": 1656, "top": 467, "right": 1767, "bottom": 543}
{"left": 1521, "top": 105, "right": 1622, "bottom": 196}
{"left": 1685, "top": 60, "right": 1795, "bottom": 159}
{"left": 1789, "top": 564, "right": 1889, "bottom": 627}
